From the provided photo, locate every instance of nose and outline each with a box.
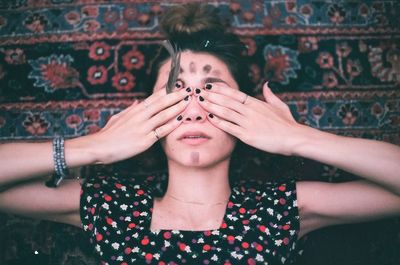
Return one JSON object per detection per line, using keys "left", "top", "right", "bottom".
{"left": 182, "top": 94, "right": 207, "bottom": 123}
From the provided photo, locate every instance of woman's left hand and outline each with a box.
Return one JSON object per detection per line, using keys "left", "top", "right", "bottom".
{"left": 197, "top": 82, "right": 304, "bottom": 156}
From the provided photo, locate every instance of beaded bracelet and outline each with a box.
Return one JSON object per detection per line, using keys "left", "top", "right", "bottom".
{"left": 46, "top": 136, "right": 69, "bottom": 188}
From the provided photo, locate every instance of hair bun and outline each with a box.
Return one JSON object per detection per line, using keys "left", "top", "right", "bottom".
{"left": 160, "top": 3, "right": 225, "bottom": 39}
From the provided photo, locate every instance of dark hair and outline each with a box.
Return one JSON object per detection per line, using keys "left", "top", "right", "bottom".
{"left": 146, "top": 3, "right": 253, "bottom": 96}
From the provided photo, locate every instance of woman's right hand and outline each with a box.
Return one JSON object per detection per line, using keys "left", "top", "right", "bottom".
{"left": 87, "top": 88, "right": 191, "bottom": 164}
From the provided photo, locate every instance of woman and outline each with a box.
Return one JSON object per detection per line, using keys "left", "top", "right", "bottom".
{"left": 1, "top": 4, "right": 400, "bottom": 265}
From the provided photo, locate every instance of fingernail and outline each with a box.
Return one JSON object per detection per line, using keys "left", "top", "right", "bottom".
{"left": 208, "top": 113, "right": 214, "bottom": 118}
{"left": 199, "top": 96, "right": 204, "bottom": 102}
{"left": 177, "top": 115, "right": 183, "bottom": 121}
{"left": 195, "top": 88, "right": 201, "bottom": 94}
{"left": 184, "top": 95, "right": 189, "bottom": 101}
{"left": 186, "top": 87, "right": 191, "bottom": 92}
{"left": 205, "top": 83, "right": 212, "bottom": 90}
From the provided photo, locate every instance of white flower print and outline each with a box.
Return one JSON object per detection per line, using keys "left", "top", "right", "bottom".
{"left": 275, "top": 239, "right": 283, "bottom": 246}
{"left": 102, "top": 202, "right": 109, "bottom": 210}
{"left": 120, "top": 204, "right": 128, "bottom": 211}
{"left": 231, "top": 251, "right": 244, "bottom": 260}
{"left": 277, "top": 214, "right": 282, "bottom": 220}
{"left": 211, "top": 254, "right": 218, "bottom": 261}
{"left": 111, "top": 242, "right": 120, "bottom": 250}
{"left": 116, "top": 256, "right": 123, "bottom": 261}
{"left": 267, "top": 208, "right": 274, "bottom": 215}
{"left": 125, "top": 216, "right": 131, "bottom": 222}
{"left": 211, "top": 230, "right": 220, "bottom": 235}
{"left": 256, "top": 253, "right": 264, "bottom": 262}
{"left": 235, "top": 235, "right": 243, "bottom": 241}
{"left": 164, "top": 240, "right": 170, "bottom": 247}
{"left": 87, "top": 196, "right": 92, "bottom": 202}
{"left": 95, "top": 244, "right": 101, "bottom": 252}
{"left": 132, "top": 247, "right": 140, "bottom": 253}
{"left": 244, "top": 225, "right": 250, "bottom": 231}
{"left": 154, "top": 253, "right": 160, "bottom": 260}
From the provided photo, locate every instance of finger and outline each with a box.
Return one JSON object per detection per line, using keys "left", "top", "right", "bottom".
{"left": 197, "top": 89, "right": 247, "bottom": 115}
{"left": 206, "top": 113, "right": 244, "bottom": 139}
{"left": 147, "top": 96, "right": 191, "bottom": 128}
{"left": 143, "top": 88, "right": 191, "bottom": 118}
{"left": 198, "top": 96, "right": 244, "bottom": 126}
{"left": 262, "top": 82, "right": 283, "bottom": 106}
{"left": 149, "top": 115, "right": 183, "bottom": 140}
{"left": 203, "top": 83, "right": 253, "bottom": 105}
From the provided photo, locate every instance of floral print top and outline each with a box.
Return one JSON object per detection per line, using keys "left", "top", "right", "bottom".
{"left": 80, "top": 173, "right": 300, "bottom": 264}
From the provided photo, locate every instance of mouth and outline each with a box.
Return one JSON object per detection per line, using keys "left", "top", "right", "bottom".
{"left": 178, "top": 131, "right": 211, "bottom": 145}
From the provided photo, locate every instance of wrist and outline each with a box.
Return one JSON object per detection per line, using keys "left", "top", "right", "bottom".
{"left": 288, "top": 124, "right": 327, "bottom": 157}
{"left": 64, "top": 135, "right": 102, "bottom": 168}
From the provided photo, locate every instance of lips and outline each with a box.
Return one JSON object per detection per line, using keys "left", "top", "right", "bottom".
{"left": 178, "top": 131, "right": 211, "bottom": 145}
{"left": 178, "top": 131, "right": 211, "bottom": 140}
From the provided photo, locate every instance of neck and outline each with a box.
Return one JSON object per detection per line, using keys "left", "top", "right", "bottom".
{"left": 164, "top": 159, "right": 232, "bottom": 205}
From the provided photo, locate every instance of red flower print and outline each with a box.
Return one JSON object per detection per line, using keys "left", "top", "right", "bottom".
{"left": 84, "top": 109, "right": 100, "bottom": 122}
{"left": 87, "top": 65, "right": 108, "bottom": 85}
{"left": 300, "top": 4, "right": 313, "bottom": 16}
{"left": 4, "top": 48, "right": 26, "bottom": 64}
{"left": 115, "top": 19, "right": 129, "bottom": 32}
{"left": 23, "top": 113, "right": 50, "bottom": 136}
{"left": 85, "top": 124, "right": 101, "bottom": 134}
{"left": 89, "top": 42, "right": 111, "bottom": 61}
{"left": 24, "top": 13, "right": 48, "bottom": 33}
{"left": 346, "top": 59, "right": 362, "bottom": 77}
{"left": 229, "top": 2, "right": 241, "bottom": 14}
{"left": 327, "top": 4, "right": 346, "bottom": 24}
{"left": 338, "top": 103, "right": 358, "bottom": 125}
{"left": 65, "top": 11, "right": 81, "bottom": 25}
{"left": 137, "top": 14, "right": 150, "bottom": 25}
{"left": 285, "top": 15, "right": 297, "bottom": 25}
{"left": 298, "top": 37, "right": 318, "bottom": 53}
{"left": 66, "top": 114, "right": 82, "bottom": 129}
{"left": 150, "top": 4, "right": 162, "bottom": 16}
{"left": 203, "top": 244, "right": 211, "bottom": 251}
{"left": 336, "top": 42, "right": 352, "bottom": 58}
{"left": 43, "top": 61, "right": 80, "bottom": 89}
{"left": 123, "top": 7, "right": 138, "bottom": 20}
{"left": 242, "top": 11, "right": 255, "bottom": 22}
{"left": 112, "top": 72, "right": 135, "bottom": 91}
{"left": 123, "top": 50, "right": 145, "bottom": 70}
{"left": 241, "top": 38, "right": 257, "bottom": 56}
{"left": 316, "top": 52, "right": 334, "bottom": 69}
{"left": 83, "top": 20, "right": 100, "bottom": 32}
{"left": 322, "top": 72, "right": 338, "bottom": 88}
{"left": 104, "top": 10, "right": 119, "bottom": 23}
{"left": 82, "top": 6, "right": 99, "bottom": 17}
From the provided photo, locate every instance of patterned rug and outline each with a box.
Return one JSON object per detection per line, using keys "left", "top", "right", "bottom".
{"left": 0, "top": 1, "right": 399, "bottom": 264}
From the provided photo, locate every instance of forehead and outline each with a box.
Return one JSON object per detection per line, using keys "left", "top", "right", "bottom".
{"left": 156, "top": 51, "right": 238, "bottom": 89}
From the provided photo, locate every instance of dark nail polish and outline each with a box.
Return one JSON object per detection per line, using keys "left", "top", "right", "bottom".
{"left": 177, "top": 115, "right": 183, "bottom": 121}
{"left": 199, "top": 96, "right": 204, "bottom": 102}
{"left": 208, "top": 113, "right": 214, "bottom": 118}
{"left": 205, "top": 83, "right": 212, "bottom": 90}
{"left": 184, "top": 95, "right": 189, "bottom": 101}
{"left": 195, "top": 88, "right": 201, "bottom": 94}
{"left": 186, "top": 87, "right": 191, "bottom": 92}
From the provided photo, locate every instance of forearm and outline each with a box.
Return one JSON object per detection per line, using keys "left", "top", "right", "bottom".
{"left": 291, "top": 124, "right": 400, "bottom": 195}
{"left": 0, "top": 135, "right": 98, "bottom": 187}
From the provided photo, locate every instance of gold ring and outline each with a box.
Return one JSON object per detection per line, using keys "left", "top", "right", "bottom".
{"left": 241, "top": 94, "right": 249, "bottom": 104}
{"left": 153, "top": 129, "right": 160, "bottom": 140}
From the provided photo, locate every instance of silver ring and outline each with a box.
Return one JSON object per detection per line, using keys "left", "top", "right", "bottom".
{"left": 241, "top": 94, "right": 249, "bottom": 104}
{"left": 153, "top": 129, "right": 160, "bottom": 140}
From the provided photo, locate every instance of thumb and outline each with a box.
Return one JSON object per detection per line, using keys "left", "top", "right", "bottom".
{"left": 262, "top": 82, "right": 279, "bottom": 105}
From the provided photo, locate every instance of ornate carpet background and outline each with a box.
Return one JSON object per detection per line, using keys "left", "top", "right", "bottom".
{"left": 0, "top": 1, "right": 399, "bottom": 264}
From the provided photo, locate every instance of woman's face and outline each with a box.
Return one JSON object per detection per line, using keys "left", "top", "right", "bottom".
{"left": 153, "top": 51, "right": 239, "bottom": 168}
